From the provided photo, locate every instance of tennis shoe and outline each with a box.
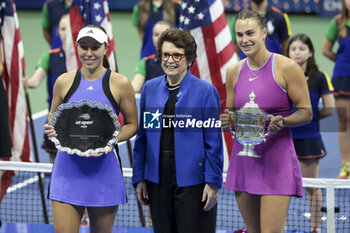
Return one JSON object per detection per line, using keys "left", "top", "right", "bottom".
{"left": 80, "top": 212, "right": 89, "bottom": 225}
{"left": 336, "top": 161, "right": 350, "bottom": 179}
{"left": 311, "top": 227, "right": 321, "bottom": 233}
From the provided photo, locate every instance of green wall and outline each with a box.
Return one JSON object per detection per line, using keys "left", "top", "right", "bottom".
{"left": 18, "top": 11, "right": 334, "bottom": 114}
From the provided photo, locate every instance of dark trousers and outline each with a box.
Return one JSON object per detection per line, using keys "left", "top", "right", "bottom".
{"left": 0, "top": 79, "right": 11, "bottom": 158}
{"left": 146, "top": 155, "right": 217, "bottom": 233}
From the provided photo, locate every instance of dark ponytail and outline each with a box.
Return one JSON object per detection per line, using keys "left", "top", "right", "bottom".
{"left": 103, "top": 54, "right": 110, "bottom": 69}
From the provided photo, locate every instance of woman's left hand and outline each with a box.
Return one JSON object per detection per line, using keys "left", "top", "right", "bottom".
{"left": 268, "top": 115, "right": 285, "bottom": 133}
{"left": 202, "top": 183, "right": 218, "bottom": 212}
{"left": 44, "top": 123, "right": 57, "bottom": 138}
{"left": 86, "top": 145, "right": 114, "bottom": 157}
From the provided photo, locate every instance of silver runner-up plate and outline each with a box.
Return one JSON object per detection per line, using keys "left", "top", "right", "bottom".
{"left": 48, "top": 100, "right": 120, "bottom": 156}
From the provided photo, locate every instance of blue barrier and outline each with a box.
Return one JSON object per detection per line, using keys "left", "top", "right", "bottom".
{"left": 318, "top": 0, "right": 342, "bottom": 18}
{"left": 15, "top": 0, "right": 341, "bottom": 18}
{"left": 15, "top": 0, "right": 138, "bottom": 11}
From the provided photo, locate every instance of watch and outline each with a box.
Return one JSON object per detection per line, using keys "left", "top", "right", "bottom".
{"left": 282, "top": 118, "right": 287, "bottom": 127}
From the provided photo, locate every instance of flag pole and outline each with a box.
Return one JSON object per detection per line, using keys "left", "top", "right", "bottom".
{"left": 24, "top": 87, "right": 49, "bottom": 224}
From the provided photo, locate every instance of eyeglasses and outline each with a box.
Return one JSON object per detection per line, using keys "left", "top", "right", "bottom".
{"left": 160, "top": 53, "right": 186, "bottom": 63}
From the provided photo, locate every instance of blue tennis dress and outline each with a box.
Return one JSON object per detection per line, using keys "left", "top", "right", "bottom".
{"left": 49, "top": 69, "right": 126, "bottom": 206}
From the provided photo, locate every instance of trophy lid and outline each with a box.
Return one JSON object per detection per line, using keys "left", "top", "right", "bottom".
{"left": 237, "top": 91, "right": 264, "bottom": 115}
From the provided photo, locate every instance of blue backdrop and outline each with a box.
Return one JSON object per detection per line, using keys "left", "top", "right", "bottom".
{"left": 15, "top": 0, "right": 341, "bottom": 18}
{"left": 15, "top": 0, "right": 139, "bottom": 11}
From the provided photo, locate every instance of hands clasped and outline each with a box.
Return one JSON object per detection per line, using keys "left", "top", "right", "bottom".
{"left": 219, "top": 109, "right": 235, "bottom": 131}
{"left": 267, "top": 115, "right": 285, "bottom": 133}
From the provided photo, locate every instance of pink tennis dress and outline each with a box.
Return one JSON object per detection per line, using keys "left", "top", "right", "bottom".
{"left": 225, "top": 53, "right": 303, "bottom": 197}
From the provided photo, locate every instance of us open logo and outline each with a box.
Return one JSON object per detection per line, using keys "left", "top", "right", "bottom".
{"left": 78, "top": 113, "right": 91, "bottom": 120}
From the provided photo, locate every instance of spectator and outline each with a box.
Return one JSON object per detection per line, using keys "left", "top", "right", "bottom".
{"left": 41, "top": 0, "right": 71, "bottom": 49}
{"left": 131, "top": 20, "right": 172, "bottom": 93}
{"left": 23, "top": 14, "right": 69, "bottom": 163}
{"left": 131, "top": 0, "right": 180, "bottom": 59}
{"left": 322, "top": 0, "right": 350, "bottom": 179}
{"left": 288, "top": 33, "right": 334, "bottom": 233}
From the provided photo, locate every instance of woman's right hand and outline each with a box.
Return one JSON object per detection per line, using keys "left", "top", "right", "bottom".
{"left": 220, "top": 109, "right": 235, "bottom": 131}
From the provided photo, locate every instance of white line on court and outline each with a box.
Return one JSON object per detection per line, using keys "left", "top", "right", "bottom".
{"left": 31, "top": 109, "right": 49, "bottom": 120}
{"left": 6, "top": 174, "right": 42, "bottom": 194}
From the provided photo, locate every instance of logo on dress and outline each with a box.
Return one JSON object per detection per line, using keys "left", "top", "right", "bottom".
{"left": 87, "top": 86, "right": 94, "bottom": 90}
{"left": 249, "top": 76, "right": 259, "bottom": 81}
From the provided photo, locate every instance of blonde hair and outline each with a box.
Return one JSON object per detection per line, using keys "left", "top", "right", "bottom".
{"left": 338, "top": 0, "right": 350, "bottom": 39}
{"left": 138, "top": 0, "right": 176, "bottom": 39}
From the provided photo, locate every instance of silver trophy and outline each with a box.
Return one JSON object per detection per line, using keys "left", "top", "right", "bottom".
{"left": 231, "top": 91, "right": 274, "bottom": 157}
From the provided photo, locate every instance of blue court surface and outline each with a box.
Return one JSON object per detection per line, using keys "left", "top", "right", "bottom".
{"left": 0, "top": 223, "right": 155, "bottom": 233}
{"left": 0, "top": 223, "right": 239, "bottom": 233}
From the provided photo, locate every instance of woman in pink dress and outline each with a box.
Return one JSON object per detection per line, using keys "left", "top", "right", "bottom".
{"left": 220, "top": 10, "right": 312, "bottom": 233}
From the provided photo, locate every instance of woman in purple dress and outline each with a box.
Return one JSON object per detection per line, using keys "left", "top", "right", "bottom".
{"left": 220, "top": 10, "right": 312, "bottom": 233}
{"left": 45, "top": 25, "right": 138, "bottom": 233}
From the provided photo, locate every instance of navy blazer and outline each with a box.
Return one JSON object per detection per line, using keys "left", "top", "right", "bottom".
{"left": 132, "top": 70, "right": 223, "bottom": 188}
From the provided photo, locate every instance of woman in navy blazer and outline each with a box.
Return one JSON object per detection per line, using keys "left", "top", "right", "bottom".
{"left": 132, "top": 28, "right": 223, "bottom": 233}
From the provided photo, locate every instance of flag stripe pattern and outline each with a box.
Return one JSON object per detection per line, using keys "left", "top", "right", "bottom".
{"left": 179, "top": 0, "right": 238, "bottom": 170}
{"left": 0, "top": 0, "right": 31, "bottom": 201}
{"left": 66, "top": 0, "right": 117, "bottom": 72}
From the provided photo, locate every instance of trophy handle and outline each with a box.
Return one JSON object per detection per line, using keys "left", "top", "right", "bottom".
{"left": 228, "top": 111, "right": 235, "bottom": 139}
{"left": 263, "top": 114, "right": 275, "bottom": 140}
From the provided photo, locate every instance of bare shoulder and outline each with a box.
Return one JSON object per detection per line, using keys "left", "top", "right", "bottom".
{"left": 227, "top": 59, "right": 244, "bottom": 74}
{"left": 109, "top": 72, "right": 134, "bottom": 103}
{"left": 55, "top": 71, "right": 76, "bottom": 87}
{"left": 110, "top": 72, "right": 131, "bottom": 87}
{"left": 274, "top": 54, "right": 305, "bottom": 89}
{"left": 274, "top": 54, "right": 299, "bottom": 73}
{"left": 226, "top": 59, "right": 244, "bottom": 82}
{"left": 53, "top": 70, "right": 76, "bottom": 94}
{"left": 51, "top": 70, "right": 77, "bottom": 104}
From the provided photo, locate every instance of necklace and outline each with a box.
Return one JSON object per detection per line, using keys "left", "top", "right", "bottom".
{"left": 167, "top": 85, "right": 180, "bottom": 91}
{"left": 248, "top": 67, "right": 259, "bottom": 81}
{"left": 248, "top": 61, "right": 260, "bottom": 81}
{"left": 247, "top": 53, "right": 269, "bottom": 81}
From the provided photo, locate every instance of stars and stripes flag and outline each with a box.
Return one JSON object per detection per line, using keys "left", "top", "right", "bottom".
{"left": 0, "top": 0, "right": 31, "bottom": 201}
{"left": 179, "top": 0, "right": 238, "bottom": 171}
{"left": 66, "top": 0, "right": 117, "bottom": 72}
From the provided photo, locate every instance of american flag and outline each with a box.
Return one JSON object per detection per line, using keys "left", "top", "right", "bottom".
{"left": 66, "top": 0, "right": 117, "bottom": 72}
{"left": 179, "top": 0, "right": 238, "bottom": 171}
{"left": 0, "top": 0, "right": 31, "bottom": 201}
